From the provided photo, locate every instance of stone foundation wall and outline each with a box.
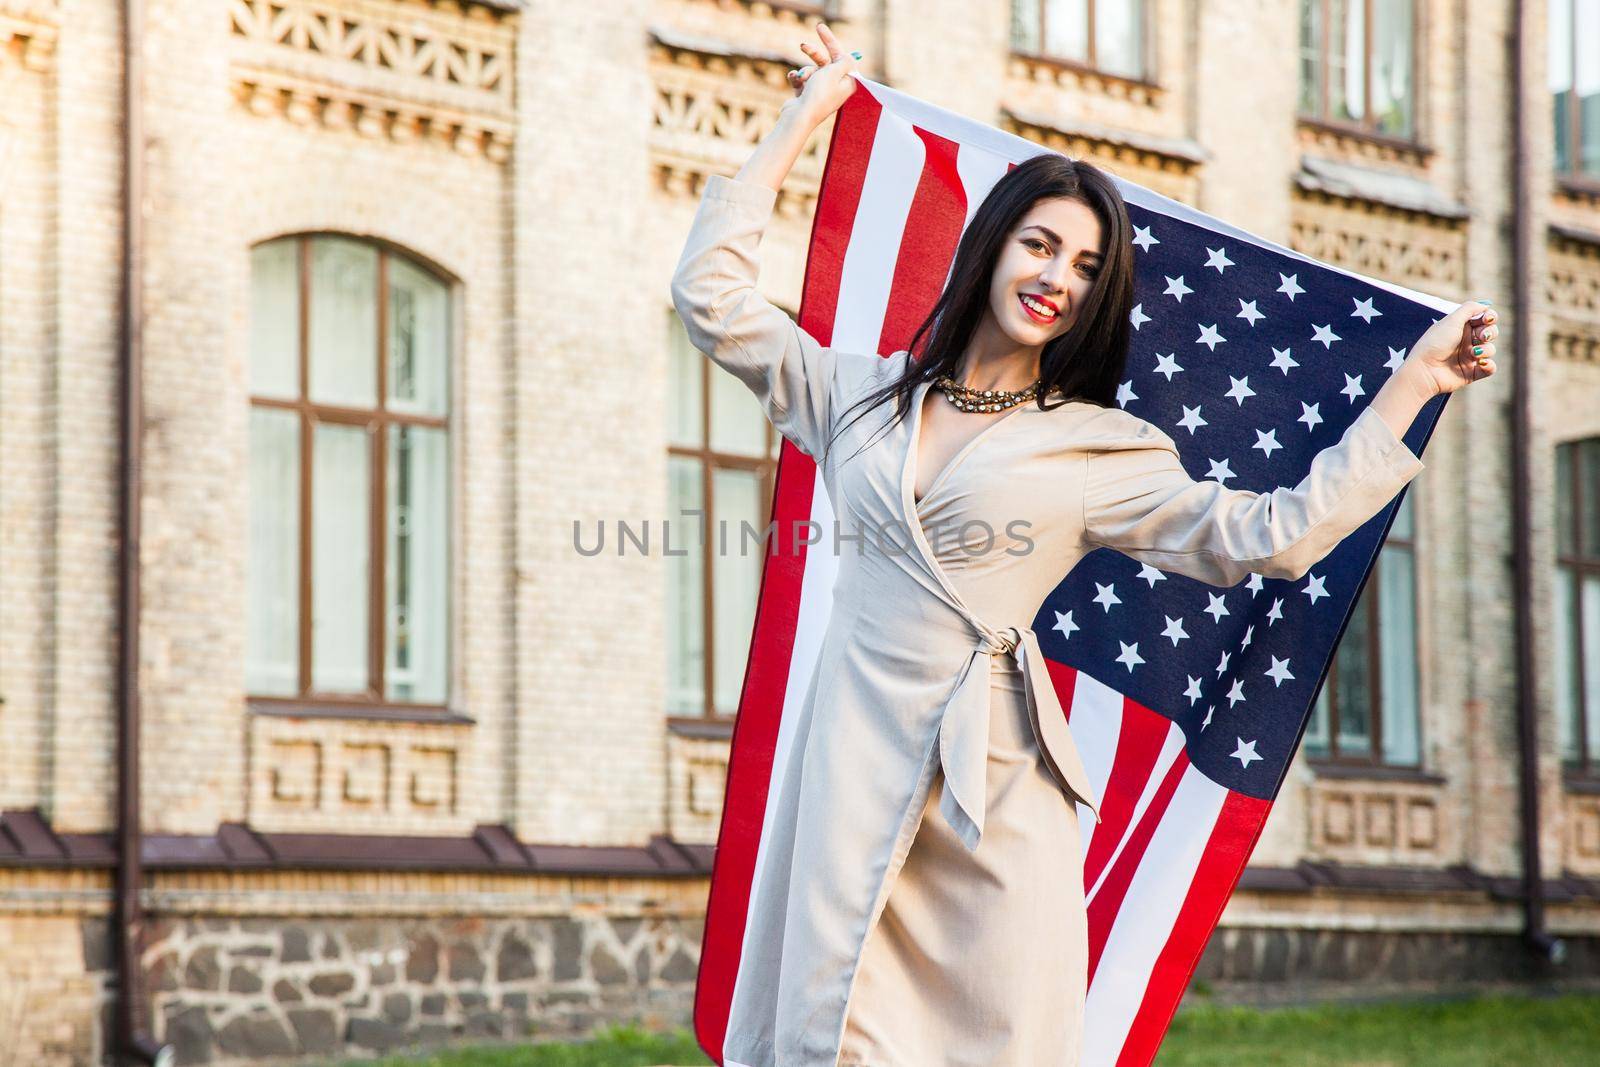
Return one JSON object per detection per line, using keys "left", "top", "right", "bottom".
{"left": 130, "top": 911, "right": 700, "bottom": 1064}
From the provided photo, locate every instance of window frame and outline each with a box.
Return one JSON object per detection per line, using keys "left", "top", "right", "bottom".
{"left": 1306, "top": 490, "right": 1425, "bottom": 770}
{"left": 1297, "top": 0, "right": 1423, "bottom": 146}
{"left": 246, "top": 232, "right": 456, "bottom": 718}
{"left": 665, "top": 309, "right": 782, "bottom": 726}
{"left": 1009, "top": 0, "right": 1156, "bottom": 87}
{"left": 1557, "top": 437, "right": 1600, "bottom": 780}
{"left": 1552, "top": 0, "right": 1600, "bottom": 187}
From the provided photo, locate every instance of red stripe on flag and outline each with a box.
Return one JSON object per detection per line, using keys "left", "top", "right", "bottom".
{"left": 692, "top": 86, "right": 885, "bottom": 1065}
{"left": 1113, "top": 791, "right": 1273, "bottom": 1067}
{"left": 876, "top": 127, "right": 966, "bottom": 359}
{"left": 1081, "top": 697, "right": 1171, "bottom": 889}
{"left": 1085, "top": 747, "right": 1192, "bottom": 986}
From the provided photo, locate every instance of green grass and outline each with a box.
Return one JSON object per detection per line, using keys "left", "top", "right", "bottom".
{"left": 334, "top": 1023, "right": 713, "bottom": 1067}
{"left": 1154, "top": 992, "right": 1600, "bottom": 1066}
{"left": 335, "top": 994, "right": 1600, "bottom": 1066}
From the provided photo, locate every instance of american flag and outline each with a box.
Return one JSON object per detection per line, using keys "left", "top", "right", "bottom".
{"left": 694, "top": 73, "right": 1452, "bottom": 1066}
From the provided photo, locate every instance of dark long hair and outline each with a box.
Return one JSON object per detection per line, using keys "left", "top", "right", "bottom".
{"left": 817, "top": 153, "right": 1136, "bottom": 468}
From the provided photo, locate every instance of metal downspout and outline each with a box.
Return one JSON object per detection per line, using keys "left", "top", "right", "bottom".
{"left": 113, "top": 0, "right": 171, "bottom": 1062}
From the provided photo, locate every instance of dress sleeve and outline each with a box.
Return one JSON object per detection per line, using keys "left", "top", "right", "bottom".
{"left": 1081, "top": 404, "right": 1426, "bottom": 586}
{"left": 669, "top": 172, "right": 843, "bottom": 460}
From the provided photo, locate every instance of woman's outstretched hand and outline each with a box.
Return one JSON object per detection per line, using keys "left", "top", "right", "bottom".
{"left": 784, "top": 23, "right": 860, "bottom": 128}
{"left": 1402, "top": 300, "right": 1499, "bottom": 398}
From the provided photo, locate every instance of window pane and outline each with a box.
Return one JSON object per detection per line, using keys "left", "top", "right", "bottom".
{"left": 1582, "top": 440, "right": 1600, "bottom": 557}
{"left": 388, "top": 256, "right": 449, "bottom": 416}
{"left": 667, "top": 456, "right": 706, "bottom": 716}
{"left": 1558, "top": 443, "right": 1577, "bottom": 556}
{"left": 1095, "top": 0, "right": 1143, "bottom": 78}
{"left": 1391, "top": 487, "right": 1415, "bottom": 540}
{"left": 711, "top": 362, "right": 769, "bottom": 457}
{"left": 1584, "top": 574, "right": 1600, "bottom": 763}
{"left": 1372, "top": 0, "right": 1413, "bottom": 137}
{"left": 1377, "top": 546, "right": 1420, "bottom": 764}
{"left": 247, "top": 408, "right": 300, "bottom": 695}
{"left": 1554, "top": 0, "right": 1575, "bottom": 171}
{"left": 1012, "top": 0, "right": 1042, "bottom": 52}
{"left": 712, "top": 467, "right": 765, "bottom": 714}
{"left": 250, "top": 240, "right": 300, "bottom": 400}
{"left": 312, "top": 422, "right": 371, "bottom": 692}
{"left": 1335, "top": 583, "right": 1374, "bottom": 754}
{"left": 1556, "top": 565, "right": 1581, "bottom": 765}
{"left": 1579, "top": 0, "right": 1600, "bottom": 176}
{"left": 309, "top": 237, "right": 378, "bottom": 408}
{"left": 668, "top": 313, "right": 703, "bottom": 448}
{"left": 1299, "top": 0, "right": 1324, "bottom": 115}
{"left": 1305, "top": 683, "right": 1332, "bottom": 757}
{"left": 386, "top": 426, "right": 449, "bottom": 704}
{"left": 1043, "top": 0, "right": 1088, "bottom": 60}
{"left": 1329, "top": 0, "right": 1366, "bottom": 124}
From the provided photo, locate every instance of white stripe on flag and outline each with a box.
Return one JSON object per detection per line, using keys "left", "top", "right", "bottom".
{"left": 1084, "top": 723, "right": 1186, "bottom": 907}
{"left": 1080, "top": 766, "right": 1229, "bottom": 1067}
{"left": 830, "top": 110, "right": 926, "bottom": 353}
{"left": 1066, "top": 670, "right": 1126, "bottom": 858}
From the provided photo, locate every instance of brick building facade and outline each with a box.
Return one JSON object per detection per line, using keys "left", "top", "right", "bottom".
{"left": 0, "top": 0, "right": 1597, "bottom": 1063}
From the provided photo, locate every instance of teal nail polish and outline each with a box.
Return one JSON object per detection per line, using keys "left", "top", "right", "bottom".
{"left": 1473, "top": 345, "right": 1484, "bottom": 355}
{"left": 850, "top": 50, "right": 863, "bottom": 59}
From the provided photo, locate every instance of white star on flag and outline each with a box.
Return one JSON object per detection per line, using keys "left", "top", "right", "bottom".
{"left": 1351, "top": 296, "right": 1382, "bottom": 322}
{"left": 1277, "top": 272, "right": 1305, "bottom": 300}
{"left": 1386, "top": 346, "right": 1408, "bottom": 372}
{"left": 1204, "top": 593, "right": 1229, "bottom": 623}
{"left": 1164, "top": 275, "right": 1193, "bottom": 301}
{"left": 1224, "top": 375, "right": 1255, "bottom": 404}
{"left": 1270, "top": 347, "right": 1299, "bottom": 374}
{"left": 1132, "top": 224, "right": 1159, "bottom": 251}
{"left": 1267, "top": 597, "right": 1285, "bottom": 624}
{"left": 1341, "top": 373, "right": 1365, "bottom": 402}
{"left": 1153, "top": 352, "right": 1183, "bottom": 380}
{"left": 1197, "top": 323, "right": 1226, "bottom": 350}
{"left": 1204, "top": 247, "right": 1235, "bottom": 273}
{"left": 1264, "top": 656, "right": 1296, "bottom": 687}
{"left": 1052, "top": 609, "right": 1079, "bottom": 640}
{"left": 1215, "top": 650, "right": 1232, "bottom": 676}
{"left": 1302, "top": 572, "right": 1329, "bottom": 605}
{"left": 1231, "top": 738, "right": 1262, "bottom": 768}
{"left": 1310, "top": 323, "right": 1341, "bottom": 348}
{"left": 1161, "top": 616, "right": 1190, "bottom": 646}
{"left": 1094, "top": 582, "right": 1122, "bottom": 612}
{"left": 1138, "top": 563, "right": 1168, "bottom": 588}
{"left": 1205, "top": 458, "right": 1235, "bottom": 483}
{"left": 1117, "top": 641, "right": 1145, "bottom": 672}
{"left": 1184, "top": 676, "right": 1203, "bottom": 705}
{"left": 1252, "top": 428, "right": 1282, "bottom": 458}
{"left": 1298, "top": 401, "right": 1323, "bottom": 431}
{"left": 1177, "top": 404, "right": 1207, "bottom": 433}
{"left": 1117, "top": 380, "right": 1139, "bottom": 407}
{"left": 1237, "top": 298, "right": 1264, "bottom": 326}
{"left": 1130, "top": 303, "right": 1151, "bottom": 330}
{"left": 1246, "top": 573, "right": 1265, "bottom": 594}
{"left": 1226, "top": 679, "right": 1246, "bottom": 707}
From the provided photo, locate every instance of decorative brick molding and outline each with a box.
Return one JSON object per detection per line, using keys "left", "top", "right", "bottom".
{"left": 1548, "top": 224, "right": 1600, "bottom": 365}
{"left": 0, "top": 2, "right": 55, "bottom": 71}
{"left": 1295, "top": 118, "right": 1432, "bottom": 170}
{"left": 649, "top": 24, "right": 829, "bottom": 217}
{"left": 1006, "top": 51, "right": 1163, "bottom": 108}
{"left": 248, "top": 714, "right": 476, "bottom": 836}
{"left": 1306, "top": 775, "right": 1448, "bottom": 864}
{"left": 227, "top": 0, "right": 518, "bottom": 162}
{"left": 1567, "top": 791, "right": 1600, "bottom": 877}
{"left": 1289, "top": 194, "right": 1467, "bottom": 294}
{"left": 999, "top": 107, "right": 1203, "bottom": 206}
{"left": 665, "top": 731, "right": 729, "bottom": 846}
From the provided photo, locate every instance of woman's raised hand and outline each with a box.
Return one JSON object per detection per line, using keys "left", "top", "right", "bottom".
{"left": 1401, "top": 300, "right": 1500, "bottom": 398}
{"left": 784, "top": 23, "right": 860, "bottom": 127}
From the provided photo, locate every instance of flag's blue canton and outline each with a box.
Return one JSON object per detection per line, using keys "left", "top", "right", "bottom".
{"left": 1034, "top": 202, "right": 1448, "bottom": 800}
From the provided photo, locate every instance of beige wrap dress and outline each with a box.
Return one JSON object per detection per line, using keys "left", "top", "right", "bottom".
{"left": 669, "top": 172, "right": 1426, "bottom": 1067}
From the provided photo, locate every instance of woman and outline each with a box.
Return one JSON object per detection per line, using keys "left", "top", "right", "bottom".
{"left": 670, "top": 23, "right": 1498, "bottom": 1067}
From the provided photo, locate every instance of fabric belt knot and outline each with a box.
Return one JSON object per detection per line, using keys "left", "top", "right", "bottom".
{"left": 936, "top": 622, "right": 1104, "bottom": 854}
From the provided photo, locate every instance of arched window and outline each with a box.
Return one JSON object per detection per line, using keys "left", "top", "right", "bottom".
{"left": 246, "top": 235, "right": 452, "bottom": 710}
{"left": 1303, "top": 489, "right": 1422, "bottom": 766}
{"left": 1556, "top": 437, "right": 1600, "bottom": 778}
{"left": 665, "top": 307, "right": 781, "bottom": 723}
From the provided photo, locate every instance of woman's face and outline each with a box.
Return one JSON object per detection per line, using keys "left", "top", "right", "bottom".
{"left": 985, "top": 196, "right": 1105, "bottom": 348}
